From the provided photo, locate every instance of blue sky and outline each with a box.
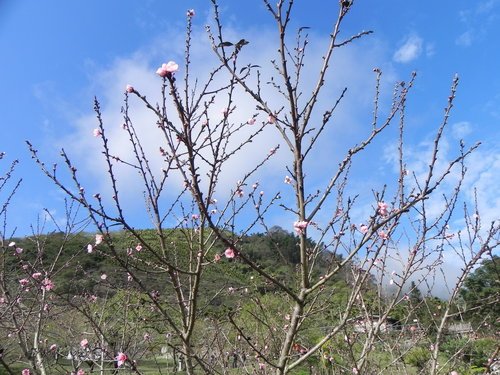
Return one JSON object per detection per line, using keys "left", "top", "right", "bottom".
{"left": 1, "top": 0, "right": 499, "bottom": 244}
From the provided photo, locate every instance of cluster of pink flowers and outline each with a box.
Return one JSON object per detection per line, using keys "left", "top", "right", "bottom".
{"left": 359, "top": 224, "right": 368, "bottom": 234}
{"left": 156, "top": 61, "right": 179, "bottom": 78}
{"left": 41, "top": 278, "right": 54, "bottom": 291}
{"left": 8, "top": 242, "right": 23, "bottom": 254}
{"left": 378, "top": 231, "right": 388, "bottom": 240}
{"left": 224, "top": 248, "right": 236, "bottom": 259}
{"left": 294, "top": 221, "right": 308, "bottom": 235}
{"left": 247, "top": 117, "right": 256, "bottom": 125}
{"left": 116, "top": 352, "right": 128, "bottom": 367}
{"left": 186, "top": 9, "right": 195, "bottom": 17}
{"left": 377, "top": 201, "right": 389, "bottom": 216}
{"left": 95, "top": 234, "right": 104, "bottom": 245}
{"left": 93, "top": 128, "right": 102, "bottom": 137}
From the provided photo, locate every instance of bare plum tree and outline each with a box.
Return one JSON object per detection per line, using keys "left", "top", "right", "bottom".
{"left": 21, "top": 1, "right": 499, "bottom": 375}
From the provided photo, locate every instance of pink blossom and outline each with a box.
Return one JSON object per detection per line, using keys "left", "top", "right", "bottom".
{"left": 186, "top": 9, "right": 195, "bottom": 17}
{"left": 136, "top": 244, "right": 143, "bottom": 252}
{"left": 50, "top": 344, "right": 57, "bottom": 351}
{"left": 268, "top": 114, "right": 276, "bottom": 124}
{"left": 116, "top": 352, "right": 128, "bottom": 367}
{"left": 95, "top": 234, "right": 103, "bottom": 245}
{"left": 15, "top": 247, "right": 23, "bottom": 254}
{"left": 100, "top": 274, "right": 107, "bottom": 280}
{"left": 156, "top": 61, "right": 179, "bottom": 77}
{"left": 352, "top": 368, "right": 359, "bottom": 374}
{"left": 127, "top": 273, "right": 133, "bottom": 282}
{"left": 87, "top": 244, "right": 93, "bottom": 253}
{"left": 0, "top": 297, "right": 5, "bottom": 304}
{"left": 77, "top": 370, "right": 85, "bottom": 375}
{"left": 258, "top": 362, "right": 266, "bottom": 370}
{"left": 32, "top": 272, "right": 42, "bottom": 279}
{"left": 19, "top": 278, "right": 29, "bottom": 286}
{"left": 192, "top": 214, "right": 199, "bottom": 220}
{"left": 125, "top": 84, "right": 134, "bottom": 93}
{"left": 293, "top": 221, "right": 309, "bottom": 235}
{"left": 80, "top": 339, "right": 89, "bottom": 348}
{"left": 284, "top": 175, "right": 292, "bottom": 184}
{"left": 22, "top": 369, "right": 31, "bottom": 375}
{"left": 450, "top": 372, "right": 459, "bottom": 375}
{"left": 224, "top": 248, "right": 236, "bottom": 259}
{"left": 359, "top": 224, "right": 368, "bottom": 234}
{"left": 247, "top": 117, "right": 256, "bottom": 125}
{"left": 378, "top": 231, "right": 388, "bottom": 240}
{"left": 214, "top": 253, "right": 221, "bottom": 262}
{"left": 41, "top": 278, "right": 54, "bottom": 291}
{"left": 93, "top": 128, "right": 102, "bottom": 137}
{"left": 377, "top": 201, "right": 389, "bottom": 216}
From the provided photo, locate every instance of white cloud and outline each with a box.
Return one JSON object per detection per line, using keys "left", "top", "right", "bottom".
{"left": 393, "top": 35, "right": 423, "bottom": 63}
{"left": 55, "top": 24, "right": 396, "bottom": 231}
{"left": 425, "top": 42, "right": 436, "bottom": 57}
{"left": 380, "top": 121, "right": 500, "bottom": 298}
{"left": 451, "top": 121, "right": 473, "bottom": 139}
{"left": 455, "top": 30, "right": 474, "bottom": 46}
{"left": 477, "top": 0, "right": 499, "bottom": 14}
{"left": 456, "top": 0, "right": 499, "bottom": 46}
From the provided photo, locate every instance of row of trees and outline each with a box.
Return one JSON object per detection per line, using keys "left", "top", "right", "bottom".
{"left": 1, "top": 1, "right": 498, "bottom": 374}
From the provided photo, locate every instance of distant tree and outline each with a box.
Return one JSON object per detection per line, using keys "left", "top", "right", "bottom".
{"left": 460, "top": 255, "right": 499, "bottom": 329}
{"left": 409, "top": 281, "right": 423, "bottom": 304}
